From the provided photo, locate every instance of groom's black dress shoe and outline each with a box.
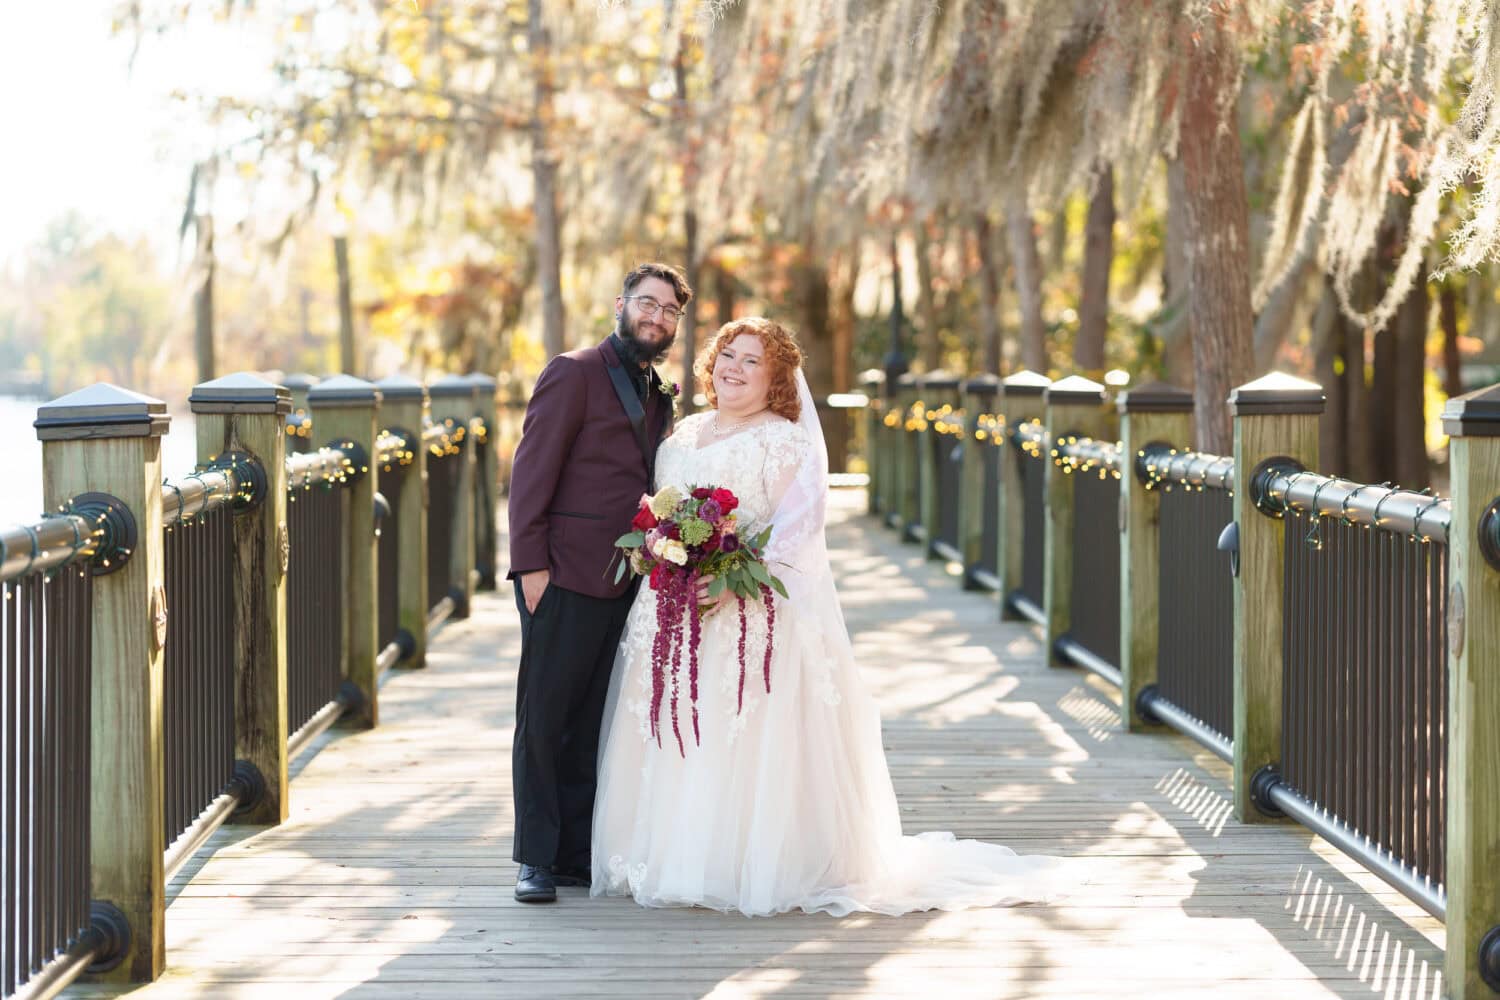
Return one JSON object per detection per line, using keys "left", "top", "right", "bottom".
{"left": 515, "top": 864, "right": 557, "bottom": 903}
{"left": 552, "top": 866, "right": 591, "bottom": 888}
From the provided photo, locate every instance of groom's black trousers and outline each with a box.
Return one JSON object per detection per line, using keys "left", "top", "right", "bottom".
{"left": 512, "top": 579, "right": 635, "bottom": 870}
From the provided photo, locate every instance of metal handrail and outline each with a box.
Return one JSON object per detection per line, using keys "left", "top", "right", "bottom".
{"left": 1138, "top": 447, "right": 1235, "bottom": 492}
{"left": 0, "top": 514, "right": 97, "bottom": 583}
{"left": 1053, "top": 435, "right": 1124, "bottom": 474}
{"left": 375, "top": 430, "right": 412, "bottom": 468}
{"left": 160, "top": 467, "right": 239, "bottom": 527}
{"left": 1257, "top": 468, "right": 1451, "bottom": 543}
{"left": 285, "top": 446, "right": 356, "bottom": 490}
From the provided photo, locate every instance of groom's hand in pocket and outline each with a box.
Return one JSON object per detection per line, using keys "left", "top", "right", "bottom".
{"left": 521, "top": 570, "right": 550, "bottom": 614}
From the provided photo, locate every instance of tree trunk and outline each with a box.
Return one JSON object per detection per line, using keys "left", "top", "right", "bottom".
{"left": 1311, "top": 278, "right": 1346, "bottom": 476}
{"left": 1005, "top": 190, "right": 1046, "bottom": 373}
{"left": 194, "top": 215, "right": 215, "bottom": 384}
{"left": 830, "top": 246, "right": 858, "bottom": 394}
{"left": 1441, "top": 283, "right": 1463, "bottom": 398}
{"left": 975, "top": 211, "right": 1003, "bottom": 374}
{"left": 1162, "top": 155, "right": 1195, "bottom": 390}
{"left": 529, "top": 0, "right": 565, "bottom": 359}
{"left": 675, "top": 38, "right": 699, "bottom": 414}
{"left": 1179, "top": 21, "right": 1255, "bottom": 454}
{"left": 715, "top": 263, "right": 736, "bottom": 327}
{"left": 680, "top": 207, "right": 699, "bottom": 413}
{"left": 333, "top": 234, "right": 355, "bottom": 374}
{"left": 791, "top": 254, "right": 844, "bottom": 470}
{"left": 915, "top": 220, "right": 941, "bottom": 371}
{"left": 1076, "top": 165, "right": 1114, "bottom": 374}
{"left": 1393, "top": 273, "right": 1430, "bottom": 487}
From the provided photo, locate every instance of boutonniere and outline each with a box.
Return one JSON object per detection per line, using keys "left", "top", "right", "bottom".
{"left": 655, "top": 372, "right": 681, "bottom": 412}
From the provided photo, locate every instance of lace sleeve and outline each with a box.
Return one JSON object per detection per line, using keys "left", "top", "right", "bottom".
{"left": 761, "top": 422, "right": 828, "bottom": 607}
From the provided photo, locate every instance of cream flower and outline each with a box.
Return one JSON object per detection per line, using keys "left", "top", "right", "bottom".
{"left": 648, "top": 486, "right": 684, "bottom": 519}
{"left": 660, "top": 539, "right": 689, "bottom": 566}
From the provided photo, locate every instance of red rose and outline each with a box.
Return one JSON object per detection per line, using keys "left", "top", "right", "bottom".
{"left": 702, "top": 532, "right": 721, "bottom": 553}
{"left": 631, "top": 507, "right": 658, "bottom": 531}
{"left": 665, "top": 523, "right": 681, "bottom": 540}
{"left": 710, "top": 488, "right": 738, "bottom": 513}
{"left": 691, "top": 487, "right": 713, "bottom": 500}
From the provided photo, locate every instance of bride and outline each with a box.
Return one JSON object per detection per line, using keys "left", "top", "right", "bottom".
{"left": 591, "top": 316, "right": 1058, "bottom": 916}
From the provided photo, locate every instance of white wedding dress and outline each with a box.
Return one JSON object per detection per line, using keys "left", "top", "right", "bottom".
{"left": 591, "top": 374, "right": 1058, "bottom": 917}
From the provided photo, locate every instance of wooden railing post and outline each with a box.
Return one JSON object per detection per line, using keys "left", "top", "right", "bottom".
{"left": 430, "top": 374, "right": 477, "bottom": 619}
{"left": 860, "top": 369, "right": 886, "bottom": 517}
{"left": 961, "top": 374, "right": 1001, "bottom": 590}
{"left": 374, "top": 374, "right": 430, "bottom": 669}
{"left": 998, "top": 370, "right": 1051, "bottom": 617}
{"left": 895, "top": 372, "right": 921, "bottom": 541}
{"left": 1043, "top": 376, "right": 1111, "bottom": 666}
{"left": 308, "top": 375, "right": 383, "bottom": 728}
{"left": 37, "top": 384, "right": 170, "bottom": 982}
{"left": 1117, "top": 382, "right": 1194, "bottom": 731}
{"left": 1228, "top": 373, "right": 1323, "bottom": 823}
{"left": 467, "top": 372, "right": 501, "bottom": 591}
{"left": 189, "top": 373, "right": 292, "bottom": 825}
{"left": 1440, "top": 385, "right": 1500, "bottom": 998}
{"left": 919, "top": 371, "right": 962, "bottom": 559}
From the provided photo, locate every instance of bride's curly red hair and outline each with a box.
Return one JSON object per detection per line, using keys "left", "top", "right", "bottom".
{"left": 694, "top": 317, "right": 806, "bottom": 422}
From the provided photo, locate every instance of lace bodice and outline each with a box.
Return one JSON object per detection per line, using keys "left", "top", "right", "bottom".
{"left": 654, "top": 412, "right": 811, "bottom": 529}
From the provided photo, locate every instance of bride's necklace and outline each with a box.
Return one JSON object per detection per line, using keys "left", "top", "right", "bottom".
{"left": 711, "top": 409, "right": 767, "bottom": 438}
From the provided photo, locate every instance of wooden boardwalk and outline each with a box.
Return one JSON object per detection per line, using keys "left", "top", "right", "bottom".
{"left": 66, "top": 492, "right": 1445, "bottom": 999}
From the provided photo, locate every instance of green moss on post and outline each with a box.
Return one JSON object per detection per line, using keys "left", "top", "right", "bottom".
{"left": 960, "top": 374, "right": 1002, "bottom": 591}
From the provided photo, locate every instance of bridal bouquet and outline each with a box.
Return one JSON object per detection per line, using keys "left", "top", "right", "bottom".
{"left": 613, "top": 485, "right": 788, "bottom": 755}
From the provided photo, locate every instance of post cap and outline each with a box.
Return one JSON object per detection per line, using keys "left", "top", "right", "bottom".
{"left": 1228, "top": 372, "right": 1325, "bottom": 416}
{"left": 1045, "top": 374, "right": 1107, "bottom": 404}
{"left": 1001, "top": 370, "right": 1051, "bottom": 397}
{"left": 373, "top": 374, "right": 430, "bottom": 405}
{"left": 1118, "top": 380, "right": 1193, "bottom": 414}
{"left": 962, "top": 373, "right": 1002, "bottom": 396}
{"left": 1442, "top": 382, "right": 1500, "bottom": 437}
{"left": 188, "top": 372, "right": 293, "bottom": 415}
{"left": 895, "top": 372, "right": 920, "bottom": 389}
{"left": 464, "top": 372, "right": 499, "bottom": 392}
{"left": 429, "top": 373, "right": 477, "bottom": 400}
{"left": 307, "top": 374, "right": 382, "bottom": 409}
{"left": 35, "top": 382, "right": 171, "bottom": 441}
{"left": 918, "top": 370, "right": 962, "bottom": 391}
{"left": 281, "top": 373, "right": 321, "bottom": 391}
{"left": 859, "top": 369, "right": 886, "bottom": 388}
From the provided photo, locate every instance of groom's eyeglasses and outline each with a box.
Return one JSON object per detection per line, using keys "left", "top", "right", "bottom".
{"left": 624, "top": 295, "right": 683, "bottom": 324}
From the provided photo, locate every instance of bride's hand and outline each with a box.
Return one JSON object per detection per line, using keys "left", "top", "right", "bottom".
{"left": 695, "top": 574, "right": 734, "bottom": 613}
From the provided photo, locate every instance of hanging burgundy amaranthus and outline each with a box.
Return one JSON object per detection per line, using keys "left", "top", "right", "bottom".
{"left": 613, "top": 485, "right": 787, "bottom": 756}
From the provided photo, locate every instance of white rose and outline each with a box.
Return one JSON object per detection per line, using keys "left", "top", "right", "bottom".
{"left": 661, "top": 539, "right": 689, "bottom": 566}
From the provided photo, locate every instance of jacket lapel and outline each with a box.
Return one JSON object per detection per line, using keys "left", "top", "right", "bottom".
{"left": 601, "top": 341, "right": 653, "bottom": 477}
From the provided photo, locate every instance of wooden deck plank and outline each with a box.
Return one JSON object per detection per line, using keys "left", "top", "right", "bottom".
{"left": 64, "top": 492, "right": 1445, "bottom": 999}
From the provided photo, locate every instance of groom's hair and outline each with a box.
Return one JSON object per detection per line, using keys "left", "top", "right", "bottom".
{"left": 622, "top": 262, "right": 694, "bottom": 306}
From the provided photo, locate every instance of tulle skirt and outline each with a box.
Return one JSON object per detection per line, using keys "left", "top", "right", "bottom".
{"left": 590, "top": 591, "right": 1059, "bottom": 917}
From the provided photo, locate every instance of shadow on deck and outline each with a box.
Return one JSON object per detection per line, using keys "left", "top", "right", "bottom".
{"left": 64, "top": 492, "right": 1444, "bottom": 1000}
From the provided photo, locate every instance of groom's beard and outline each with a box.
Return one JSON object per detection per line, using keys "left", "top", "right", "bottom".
{"left": 616, "top": 309, "right": 676, "bottom": 365}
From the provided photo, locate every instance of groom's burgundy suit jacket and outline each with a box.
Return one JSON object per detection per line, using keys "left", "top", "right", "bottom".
{"left": 507, "top": 337, "right": 672, "bottom": 600}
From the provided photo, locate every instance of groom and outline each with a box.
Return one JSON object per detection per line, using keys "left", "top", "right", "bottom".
{"left": 506, "top": 262, "right": 693, "bottom": 903}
